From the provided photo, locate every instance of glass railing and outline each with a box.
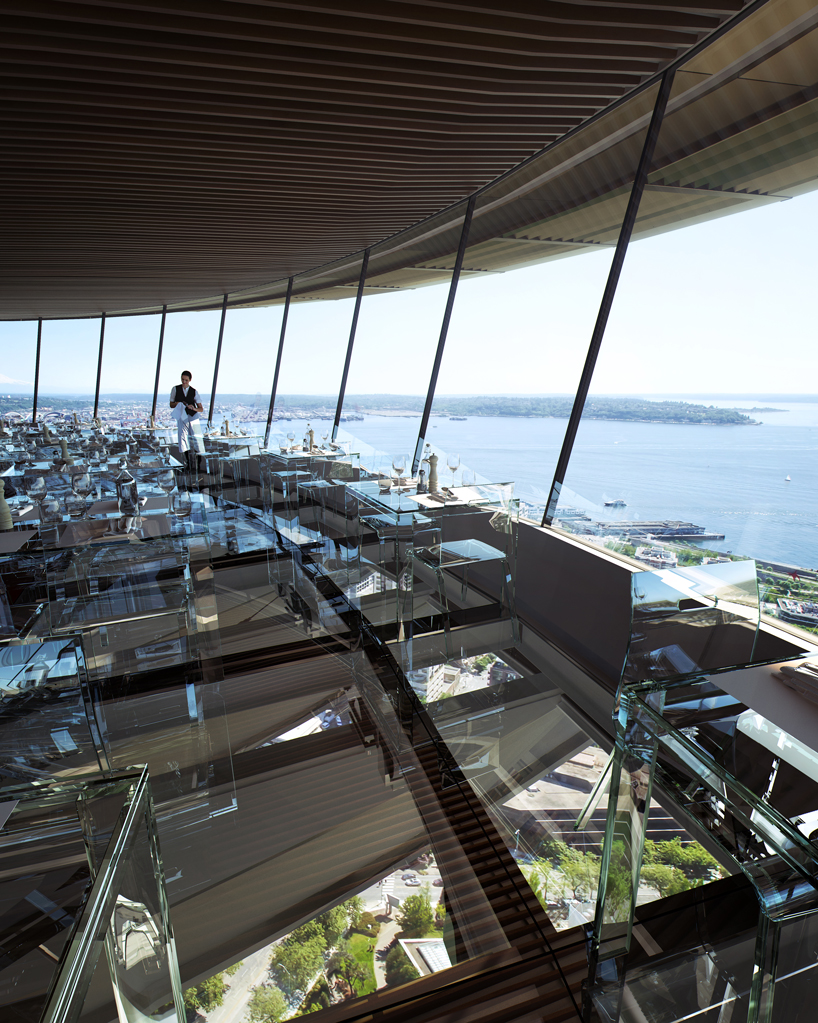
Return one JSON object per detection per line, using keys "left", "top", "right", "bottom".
{"left": 590, "top": 670, "right": 818, "bottom": 1022}
{"left": 0, "top": 766, "right": 183, "bottom": 1023}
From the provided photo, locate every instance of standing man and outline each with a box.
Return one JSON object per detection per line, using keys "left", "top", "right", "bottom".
{"left": 170, "top": 370, "right": 204, "bottom": 472}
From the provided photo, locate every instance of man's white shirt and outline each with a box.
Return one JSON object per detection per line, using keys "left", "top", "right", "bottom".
{"left": 171, "top": 386, "right": 199, "bottom": 421}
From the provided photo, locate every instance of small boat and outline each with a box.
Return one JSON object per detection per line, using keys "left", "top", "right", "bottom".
{"left": 604, "top": 498, "right": 627, "bottom": 508}
{"left": 785, "top": 475, "right": 791, "bottom": 481}
{"left": 449, "top": 416, "right": 467, "bottom": 421}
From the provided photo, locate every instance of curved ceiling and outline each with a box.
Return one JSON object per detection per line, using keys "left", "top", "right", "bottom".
{"left": 0, "top": 0, "right": 749, "bottom": 320}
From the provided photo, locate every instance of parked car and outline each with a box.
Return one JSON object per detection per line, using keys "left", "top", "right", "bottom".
{"left": 526, "top": 785, "right": 539, "bottom": 793}
{"left": 401, "top": 872, "right": 416, "bottom": 880}
{"left": 405, "top": 878, "right": 422, "bottom": 886}
{"left": 432, "top": 878, "right": 444, "bottom": 887}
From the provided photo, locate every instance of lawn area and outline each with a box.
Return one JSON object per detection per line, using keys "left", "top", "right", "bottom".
{"left": 347, "top": 933, "right": 377, "bottom": 995}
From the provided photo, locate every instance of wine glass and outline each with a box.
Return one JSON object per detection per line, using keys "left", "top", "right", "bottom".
{"left": 392, "top": 454, "right": 407, "bottom": 487}
{"left": 286, "top": 430, "right": 295, "bottom": 452}
{"left": 321, "top": 428, "right": 329, "bottom": 450}
{"left": 447, "top": 452, "right": 460, "bottom": 489}
{"left": 157, "top": 469, "right": 176, "bottom": 513}
{"left": 71, "top": 472, "right": 93, "bottom": 517}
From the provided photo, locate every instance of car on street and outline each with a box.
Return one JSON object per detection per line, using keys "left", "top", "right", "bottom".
{"left": 432, "top": 878, "right": 444, "bottom": 887}
{"left": 401, "top": 872, "right": 416, "bottom": 880}
{"left": 526, "top": 785, "right": 539, "bottom": 793}
{"left": 405, "top": 878, "right": 422, "bottom": 886}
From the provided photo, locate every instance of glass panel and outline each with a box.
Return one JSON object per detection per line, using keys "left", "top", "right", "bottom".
{"left": 36, "top": 319, "right": 105, "bottom": 424}
{"left": 557, "top": 0, "right": 818, "bottom": 651}
{"left": 420, "top": 82, "right": 661, "bottom": 521}
{"left": 157, "top": 309, "right": 224, "bottom": 429}
{"left": 0, "top": 768, "right": 183, "bottom": 1023}
{"left": 268, "top": 254, "right": 366, "bottom": 450}
{"left": 0, "top": 320, "right": 38, "bottom": 423}
{"left": 203, "top": 304, "right": 285, "bottom": 440}
{"left": 0, "top": 636, "right": 108, "bottom": 783}
{"left": 334, "top": 248, "right": 458, "bottom": 465}
{"left": 626, "top": 560, "right": 761, "bottom": 684}
{"left": 97, "top": 314, "right": 162, "bottom": 428}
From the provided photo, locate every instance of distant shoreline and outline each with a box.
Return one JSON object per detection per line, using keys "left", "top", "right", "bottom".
{"left": 0, "top": 393, "right": 789, "bottom": 427}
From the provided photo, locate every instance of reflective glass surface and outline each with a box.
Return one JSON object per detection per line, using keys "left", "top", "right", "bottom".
{"left": 557, "top": 1, "right": 818, "bottom": 649}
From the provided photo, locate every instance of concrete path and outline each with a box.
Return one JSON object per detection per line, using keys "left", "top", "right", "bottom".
{"left": 203, "top": 946, "right": 272, "bottom": 1023}
{"left": 372, "top": 918, "right": 400, "bottom": 989}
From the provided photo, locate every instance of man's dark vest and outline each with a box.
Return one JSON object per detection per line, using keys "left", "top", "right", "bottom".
{"left": 174, "top": 385, "right": 198, "bottom": 414}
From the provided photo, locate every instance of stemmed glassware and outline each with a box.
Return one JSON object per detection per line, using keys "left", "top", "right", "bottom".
{"left": 392, "top": 454, "right": 407, "bottom": 487}
{"left": 286, "top": 430, "right": 295, "bottom": 452}
{"left": 321, "top": 428, "right": 329, "bottom": 450}
{"left": 447, "top": 452, "right": 460, "bottom": 489}
{"left": 71, "top": 472, "right": 93, "bottom": 517}
{"left": 157, "top": 469, "right": 176, "bottom": 514}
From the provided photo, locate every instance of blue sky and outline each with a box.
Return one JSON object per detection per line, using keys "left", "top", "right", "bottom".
{"left": 2, "top": 188, "right": 816, "bottom": 398}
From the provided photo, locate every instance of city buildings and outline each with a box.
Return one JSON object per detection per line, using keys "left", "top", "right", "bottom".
{"left": 2, "top": 2, "right": 818, "bottom": 1023}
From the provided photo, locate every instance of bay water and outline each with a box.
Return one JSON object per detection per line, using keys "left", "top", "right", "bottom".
{"left": 273, "top": 399, "right": 817, "bottom": 570}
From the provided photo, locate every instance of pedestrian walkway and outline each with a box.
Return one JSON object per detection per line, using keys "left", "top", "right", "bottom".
{"left": 372, "top": 918, "right": 400, "bottom": 989}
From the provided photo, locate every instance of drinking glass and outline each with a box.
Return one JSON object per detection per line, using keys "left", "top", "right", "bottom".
{"left": 287, "top": 430, "right": 295, "bottom": 452}
{"left": 39, "top": 495, "right": 62, "bottom": 524}
{"left": 321, "top": 429, "right": 329, "bottom": 449}
{"left": 392, "top": 454, "right": 407, "bottom": 486}
{"left": 64, "top": 493, "right": 86, "bottom": 519}
{"left": 157, "top": 469, "right": 176, "bottom": 513}
{"left": 72, "top": 472, "right": 93, "bottom": 499}
{"left": 447, "top": 452, "right": 460, "bottom": 488}
{"left": 172, "top": 491, "right": 192, "bottom": 521}
{"left": 25, "top": 476, "right": 47, "bottom": 504}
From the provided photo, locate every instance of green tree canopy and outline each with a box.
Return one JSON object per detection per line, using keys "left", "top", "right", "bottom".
{"left": 343, "top": 896, "right": 365, "bottom": 928}
{"left": 183, "top": 973, "right": 227, "bottom": 1013}
{"left": 318, "top": 904, "right": 349, "bottom": 945}
{"left": 246, "top": 985, "right": 287, "bottom": 1023}
{"left": 273, "top": 931, "right": 327, "bottom": 990}
{"left": 384, "top": 946, "right": 420, "bottom": 987}
{"left": 396, "top": 893, "right": 434, "bottom": 937}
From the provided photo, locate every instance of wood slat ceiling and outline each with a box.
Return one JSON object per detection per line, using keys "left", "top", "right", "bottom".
{"left": 0, "top": 0, "right": 749, "bottom": 320}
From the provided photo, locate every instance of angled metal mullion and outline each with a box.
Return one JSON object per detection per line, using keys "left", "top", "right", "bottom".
{"left": 208, "top": 294, "right": 228, "bottom": 426}
{"left": 332, "top": 247, "right": 371, "bottom": 442}
{"left": 32, "top": 319, "right": 43, "bottom": 423}
{"left": 264, "top": 276, "right": 294, "bottom": 448}
{"left": 150, "top": 305, "right": 167, "bottom": 419}
{"left": 412, "top": 193, "right": 476, "bottom": 474}
{"left": 542, "top": 69, "right": 675, "bottom": 527}
{"left": 92, "top": 313, "right": 106, "bottom": 420}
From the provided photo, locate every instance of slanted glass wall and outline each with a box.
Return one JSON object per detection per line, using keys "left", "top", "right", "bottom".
{"left": 97, "top": 312, "right": 162, "bottom": 425}
{"left": 157, "top": 308, "right": 224, "bottom": 424}
{"left": 209, "top": 303, "right": 285, "bottom": 433}
{"left": 37, "top": 317, "right": 104, "bottom": 420}
{"left": 556, "top": 0, "right": 818, "bottom": 645}
{"left": 331, "top": 203, "right": 469, "bottom": 472}
{"left": 0, "top": 320, "right": 37, "bottom": 419}
{"left": 424, "top": 83, "right": 662, "bottom": 520}
{"left": 335, "top": 266, "right": 457, "bottom": 473}
{"left": 268, "top": 254, "right": 367, "bottom": 451}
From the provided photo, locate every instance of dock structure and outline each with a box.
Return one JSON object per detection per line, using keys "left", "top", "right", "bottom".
{"left": 579, "top": 520, "right": 726, "bottom": 542}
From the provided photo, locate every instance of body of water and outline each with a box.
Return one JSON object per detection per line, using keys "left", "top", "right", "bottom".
{"left": 273, "top": 399, "right": 817, "bottom": 570}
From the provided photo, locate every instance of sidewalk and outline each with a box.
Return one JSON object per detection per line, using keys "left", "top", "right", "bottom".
{"left": 372, "top": 918, "right": 400, "bottom": 989}
{"left": 203, "top": 947, "right": 272, "bottom": 1023}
